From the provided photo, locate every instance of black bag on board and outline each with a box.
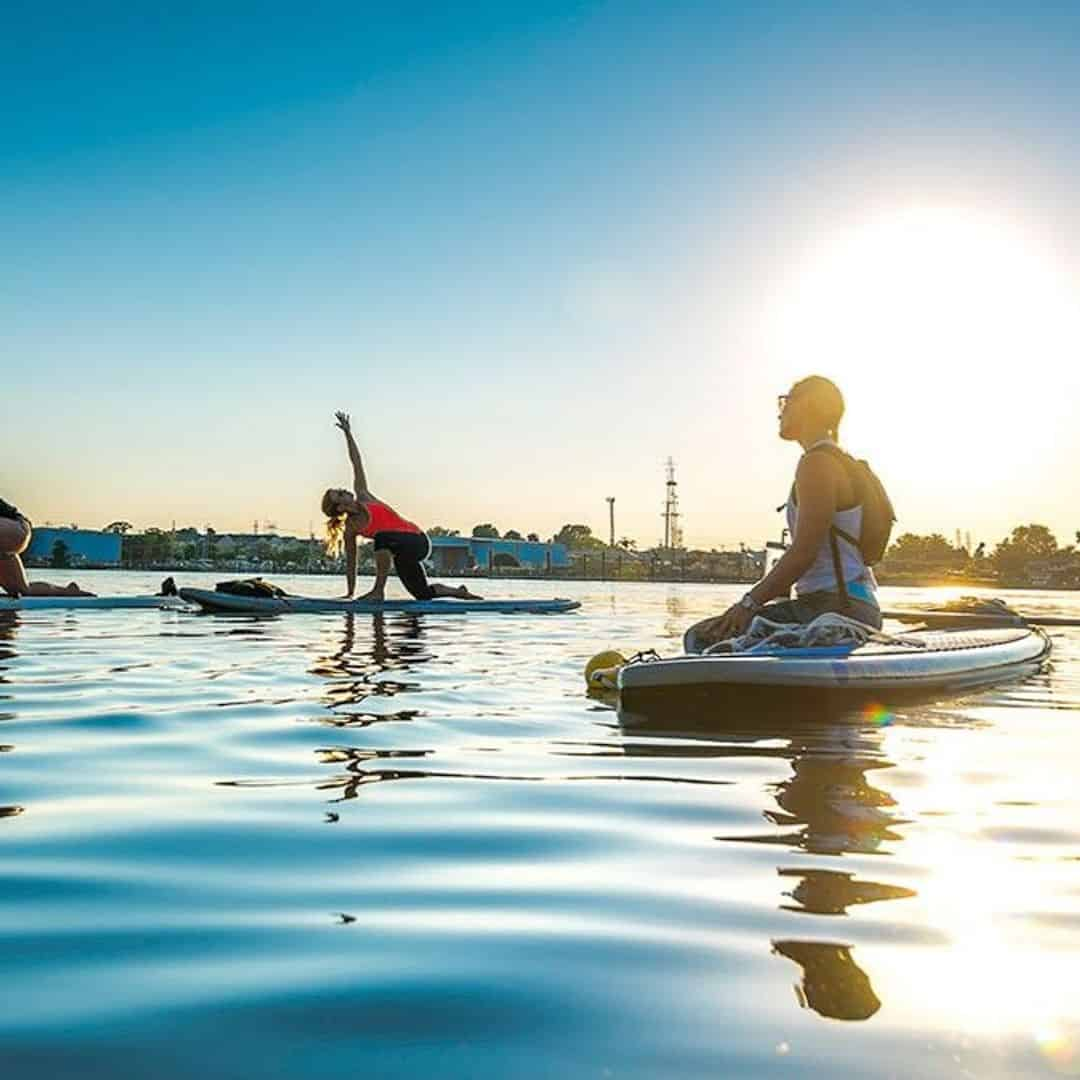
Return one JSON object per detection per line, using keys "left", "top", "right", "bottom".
{"left": 214, "top": 578, "right": 288, "bottom": 599}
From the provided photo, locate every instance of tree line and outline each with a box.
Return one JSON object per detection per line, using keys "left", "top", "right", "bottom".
{"left": 432, "top": 523, "right": 634, "bottom": 550}
{"left": 879, "top": 524, "right": 1080, "bottom": 588}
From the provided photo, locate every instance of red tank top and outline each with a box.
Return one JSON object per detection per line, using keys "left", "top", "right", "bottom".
{"left": 358, "top": 499, "right": 422, "bottom": 539}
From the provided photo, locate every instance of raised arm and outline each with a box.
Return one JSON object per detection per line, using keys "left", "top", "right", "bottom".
{"left": 335, "top": 411, "right": 372, "bottom": 497}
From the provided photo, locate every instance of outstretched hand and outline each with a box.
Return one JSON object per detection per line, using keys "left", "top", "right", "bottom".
{"left": 334, "top": 411, "right": 352, "bottom": 433}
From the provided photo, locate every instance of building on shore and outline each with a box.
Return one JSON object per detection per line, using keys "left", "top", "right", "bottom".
{"left": 22, "top": 524, "right": 569, "bottom": 576}
{"left": 26, "top": 527, "right": 122, "bottom": 567}
{"left": 428, "top": 536, "right": 570, "bottom": 573}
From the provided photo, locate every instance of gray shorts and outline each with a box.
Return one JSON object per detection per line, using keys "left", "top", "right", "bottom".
{"left": 756, "top": 589, "right": 882, "bottom": 630}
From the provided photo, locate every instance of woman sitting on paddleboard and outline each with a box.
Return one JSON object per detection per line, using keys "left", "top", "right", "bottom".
{"left": 322, "top": 412, "right": 482, "bottom": 603}
{"left": 0, "top": 498, "right": 94, "bottom": 598}
{"left": 688, "top": 376, "right": 884, "bottom": 647}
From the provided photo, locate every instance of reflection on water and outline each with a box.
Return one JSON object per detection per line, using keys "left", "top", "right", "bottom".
{"left": 617, "top": 706, "right": 915, "bottom": 1024}
{"left": 778, "top": 868, "right": 916, "bottom": 916}
{"left": 0, "top": 615, "right": 18, "bottom": 821}
{"left": 309, "top": 613, "right": 428, "bottom": 710}
{"left": 773, "top": 866, "right": 915, "bottom": 1023}
{"left": 0, "top": 573, "right": 1078, "bottom": 1079}
{"left": 314, "top": 746, "right": 433, "bottom": 801}
{"left": 663, "top": 588, "right": 689, "bottom": 640}
{"left": 759, "top": 747, "right": 902, "bottom": 856}
{"left": 315, "top": 707, "right": 421, "bottom": 729}
{"left": 772, "top": 939, "right": 881, "bottom": 1021}
{"left": 0, "top": 612, "right": 17, "bottom": 708}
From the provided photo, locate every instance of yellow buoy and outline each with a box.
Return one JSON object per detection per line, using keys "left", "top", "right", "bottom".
{"left": 584, "top": 650, "right": 627, "bottom": 688}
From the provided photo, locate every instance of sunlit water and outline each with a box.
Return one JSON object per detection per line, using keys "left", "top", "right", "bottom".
{"left": 2, "top": 571, "right": 1079, "bottom": 1078}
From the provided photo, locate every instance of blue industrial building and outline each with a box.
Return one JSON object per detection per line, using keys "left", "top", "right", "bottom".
{"left": 25, "top": 528, "right": 122, "bottom": 567}
{"left": 428, "top": 537, "right": 569, "bottom": 573}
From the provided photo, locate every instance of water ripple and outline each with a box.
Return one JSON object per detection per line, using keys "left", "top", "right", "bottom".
{"left": 1, "top": 574, "right": 1078, "bottom": 1078}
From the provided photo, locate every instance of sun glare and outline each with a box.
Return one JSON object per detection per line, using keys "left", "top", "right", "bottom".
{"left": 764, "top": 207, "right": 1079, "bottom": 509}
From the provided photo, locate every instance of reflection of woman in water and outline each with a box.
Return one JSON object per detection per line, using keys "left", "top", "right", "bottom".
{"left": 619, "top": 707, "right": 906, "bottom": 1024}
{"left": 0, "top": 498, "right": 93, "bottom": 598}
{"left": 322, "top": 412, "right": 481, "bottom": 603}
{"left": 772, "top": 939, "right": 881, "bottom": 1021}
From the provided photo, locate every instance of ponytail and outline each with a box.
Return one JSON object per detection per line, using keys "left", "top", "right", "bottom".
{"left": 321, "top": 488, "right": 347, "bottom": 556}
{"left": 324, "top": 514, "right": 346, "bottom": 557}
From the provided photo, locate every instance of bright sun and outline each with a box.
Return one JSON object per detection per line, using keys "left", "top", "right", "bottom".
{"left": 763, "top": 206, "right": 1079, "bottom": 532}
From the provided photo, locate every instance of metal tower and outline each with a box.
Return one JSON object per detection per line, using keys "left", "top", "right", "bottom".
{"left": 606, "top": 497, "right": 615, "bottom": 548}
{"left": 662, "top": 458, "right": 683, "bottom": 549}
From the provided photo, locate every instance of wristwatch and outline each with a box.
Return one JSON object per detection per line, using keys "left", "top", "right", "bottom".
{"left": 737, "top": 593, "right": 761, "bottom": 613}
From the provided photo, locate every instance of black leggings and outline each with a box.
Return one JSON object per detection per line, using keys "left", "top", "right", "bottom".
{"left": 372, "top": 531, "right": 436, "bottom": 600}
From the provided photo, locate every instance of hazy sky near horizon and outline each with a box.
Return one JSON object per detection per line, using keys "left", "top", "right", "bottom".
{"left": 5, "top": 2, "right": 1079, "bottom": 549}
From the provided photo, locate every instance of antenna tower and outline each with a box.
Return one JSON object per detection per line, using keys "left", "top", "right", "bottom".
{"left": 662, "top": 458, "right": 683, "bottom": 549}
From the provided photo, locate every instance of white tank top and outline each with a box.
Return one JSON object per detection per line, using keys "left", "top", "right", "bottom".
{"left": 784, "top": 441, "right": 879, "bottom": 600}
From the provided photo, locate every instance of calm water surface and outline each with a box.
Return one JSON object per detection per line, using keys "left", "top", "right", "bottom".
{"left": 3, "top": 572, "right": 1079, "bottom": 1078}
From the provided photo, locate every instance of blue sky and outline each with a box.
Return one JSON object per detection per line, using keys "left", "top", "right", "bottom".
{"left": 5, "top": 2, "right": 1079, "bottom": 547}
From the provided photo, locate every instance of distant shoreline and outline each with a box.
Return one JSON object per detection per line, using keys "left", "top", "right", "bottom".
{"left": 31, "top": 564, "right": 1076, "bottom": 592}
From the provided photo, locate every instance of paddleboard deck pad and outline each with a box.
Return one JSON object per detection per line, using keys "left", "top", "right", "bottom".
{"left": 179, "top": 587, "right": 580, "bottom": 615}
{"left": 618, "top": 626, "right": 1051, "bottom": 711}
{"left": 0, "top": 595, "right": 184, "bottom": 611}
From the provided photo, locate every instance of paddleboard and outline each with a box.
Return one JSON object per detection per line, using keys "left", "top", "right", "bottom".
{"left": 0, "top": 595, "right": 184, "bottom": 611}
{"left": 618, "top": 626, "right": 1051, "bottom": 708}
{"left": 179, "top": 587, "right": 581, "bottom": 615}
{"left": 882, "top": 608, "right": 1079, "bottom": 629}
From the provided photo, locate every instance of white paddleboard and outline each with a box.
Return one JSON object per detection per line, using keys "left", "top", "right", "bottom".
{"left": 618, "top": 627, "right": 1050, "bottom": 702}
{"left": 179, "top": 587, "right": 580, "bottom": 615}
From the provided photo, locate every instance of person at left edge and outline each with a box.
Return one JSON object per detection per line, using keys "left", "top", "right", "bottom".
{"left": 322, "top": 412, "right": 483, "bottom": 603}
{"left": 0, "top": 498, "right": 95, "bottom": 597}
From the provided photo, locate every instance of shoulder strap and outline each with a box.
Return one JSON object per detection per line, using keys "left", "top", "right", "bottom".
{"left": 829, "top": 530, "right": 852, "bottom": 608}
{"left": 803, "top": 446, "right": 857, "bottom": 606}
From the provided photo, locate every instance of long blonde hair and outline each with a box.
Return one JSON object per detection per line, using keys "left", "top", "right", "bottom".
{"left": 322, "top": 489, "right": 347, "bottom": 556}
